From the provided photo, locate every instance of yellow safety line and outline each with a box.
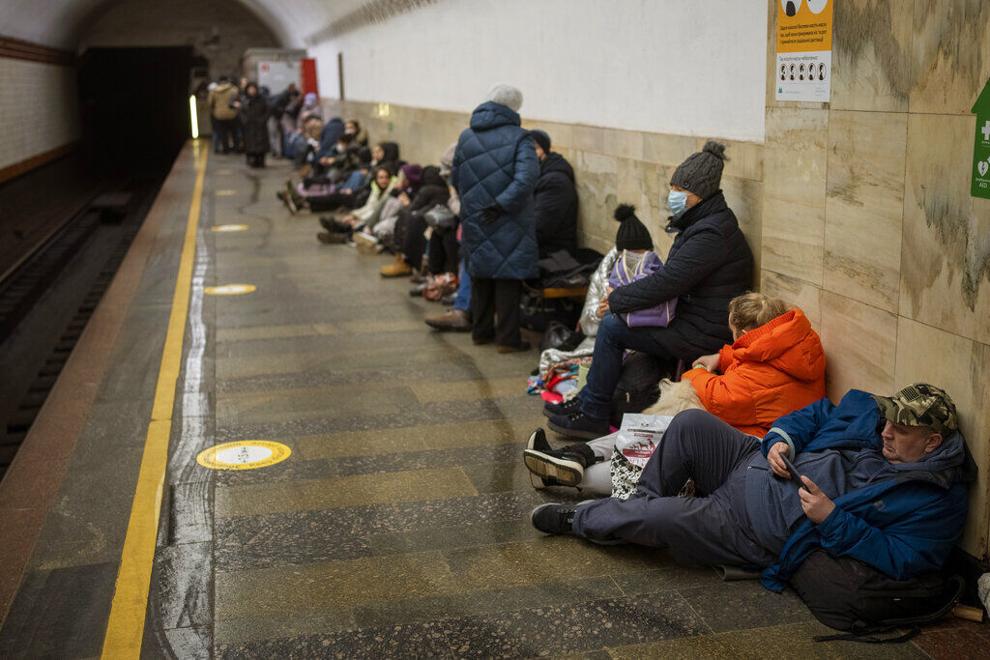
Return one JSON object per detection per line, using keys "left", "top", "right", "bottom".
{"left": 101, "top": 143, "right": 208, "bottom": 658}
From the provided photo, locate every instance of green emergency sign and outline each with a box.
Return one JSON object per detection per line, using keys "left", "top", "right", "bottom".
{"left": 972, "top": 79, "right": 990, "bottom": 199}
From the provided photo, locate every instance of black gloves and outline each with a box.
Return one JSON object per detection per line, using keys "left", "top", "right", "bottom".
{"left": 481, "top": 205, "right": 502, "bottom": 224}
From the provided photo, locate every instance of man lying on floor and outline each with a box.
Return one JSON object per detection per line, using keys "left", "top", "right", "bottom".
{"left": 531, "top": 383, "right": 975, "bottom": 591}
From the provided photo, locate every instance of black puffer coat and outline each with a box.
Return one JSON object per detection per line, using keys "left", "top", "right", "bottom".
{"left": 607, "top": 191, "right": 753, "bottom": 361}
{"left": 241, "top": 95, "right": 270, "bottom": 155}
{"left": 534, "top": 152, "right": 578, "bottom": 257}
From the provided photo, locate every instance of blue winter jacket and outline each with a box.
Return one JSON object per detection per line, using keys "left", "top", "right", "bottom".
{"left": 452, "top": 102, "right": 540, "bottom": 280}
{"left": 760, "top": 390, "right": 974, "bottom": 592}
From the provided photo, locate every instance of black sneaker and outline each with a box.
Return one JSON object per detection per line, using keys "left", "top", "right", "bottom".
{"left": 527, "top": 428, "right": 552, "bottom": 453}
{"left": 523, "top": 443, "right": 595, "bottom": 488}
{"left": 525, "top": 428, "right": 553, "bottom": 490}
{"left": 530, "top": 503, "right": 578, "bottom": 536}
{"left": 547, "top": 410, "right": 610, "bottom": 440}
{"left": 543, "top": 397, "right": 581, "bottom": 418}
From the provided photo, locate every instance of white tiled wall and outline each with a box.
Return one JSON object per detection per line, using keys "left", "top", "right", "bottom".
{"left": 0, "top": 57, "right": 79, "bottom": 170}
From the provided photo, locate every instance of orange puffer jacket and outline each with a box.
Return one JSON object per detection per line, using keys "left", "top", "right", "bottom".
{"left": 681, "top": 309, "right": 826, "bottom": 437}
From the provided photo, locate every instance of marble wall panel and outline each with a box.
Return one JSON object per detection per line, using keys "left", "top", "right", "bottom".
{"left": 894, "top": 317, "right": 990, "bottom": 558}
{"left": 642, "top": 132, "right": 701, "bottom": 168}
{"left": 910, "top": 0, "right": 990, "bottom": 115}
{"left": 334, "top": 99, "right": 763, "bottom": 266}
{"left": 721, "top": 175, "right": 764, "bottom": 284}
{"left": 761, "top": 270, "right": 823, "bottom": 330}
{"left": 820, "top": 291, "right": 897, "bottom": 402}
{"left": 831, "top": 0, "right": 914, "bottom": 112}
{"left": 708, "top": 138, "right": 764, "bottom": 183}
{"left": 824, "top": 111, "right": 907, "bottom": 312}
{"left": 761, "top": 107, "right": 828, "bottom": 286}
{"left": 573, "top": 150, "right": 619, "bottom": 252}
{"left": 901, "top": 114, "right": 990, "bottom": 344}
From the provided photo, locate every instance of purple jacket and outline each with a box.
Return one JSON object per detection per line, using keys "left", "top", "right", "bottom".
{"left": 609, "top": 251, "right": 676, "bottom": 328}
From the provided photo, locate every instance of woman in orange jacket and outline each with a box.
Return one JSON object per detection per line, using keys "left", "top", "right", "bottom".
{"left": 683, "top": 292, "right": 826, "bottom": 436}
{"left": 523, "top": 293, "right": 827, "bottom": 493}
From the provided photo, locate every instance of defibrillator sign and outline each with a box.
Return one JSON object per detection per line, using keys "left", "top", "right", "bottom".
{"left": 971, "top": 79, "right": 990, "bottom": 200}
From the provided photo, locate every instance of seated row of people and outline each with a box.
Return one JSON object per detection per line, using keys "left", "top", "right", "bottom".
{"left": 273, "top": 85, "right": 974, "bottom": 625}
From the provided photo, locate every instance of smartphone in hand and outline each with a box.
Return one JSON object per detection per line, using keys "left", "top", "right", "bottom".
{"left": 780, "top": 454, "right": 803, "bottom": 483}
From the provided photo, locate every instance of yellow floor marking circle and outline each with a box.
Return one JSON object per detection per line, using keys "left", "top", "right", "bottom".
{"left": 211, "top": 224, "right": 249, "bottom": 233}
{"left": 216, "top": 189, "right": 237, "bottom": 196}
{"left": 197, "top": 440, "right": 291, "bottom": 470}
{"left": 204, "top": 284, "right": 256, "bottom": 296}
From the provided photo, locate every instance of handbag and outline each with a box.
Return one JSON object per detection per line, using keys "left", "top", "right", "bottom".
{"left": 608, "top": 250, "right": 676, "bottom": 328}
{"left": 423, "top": 203, "right": 457, "bottom": 230}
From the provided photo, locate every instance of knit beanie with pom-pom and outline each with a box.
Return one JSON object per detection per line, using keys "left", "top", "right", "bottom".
{"left": 613, "top": 204, "right": 653, "bottom": 251}
{"left": 670, "top": 140, "right": 728, "bottom": 200}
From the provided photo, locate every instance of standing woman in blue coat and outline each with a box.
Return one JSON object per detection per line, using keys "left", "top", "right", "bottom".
{"left": 451, "top": 85, "right": 540, "bottom": 352}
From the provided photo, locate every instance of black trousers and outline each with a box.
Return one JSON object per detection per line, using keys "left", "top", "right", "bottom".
{"left": 427, "top": 227, "right": 459, "bottom": 274}
{"left": 402, "top": 213, "right": 429, "bottom": 269}
{"left": 308, "top": 192, "right": 355, "bottom": 212}
{"left": 471, "top": 277, "right": 522, "bottom": 347}
{"left": 213, "top": 118, "right": 238, "bottom": 153}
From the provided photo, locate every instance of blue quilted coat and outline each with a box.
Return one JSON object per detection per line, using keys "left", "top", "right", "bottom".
{"left": 451, "top": 102, "right": 540, "bottom": 280}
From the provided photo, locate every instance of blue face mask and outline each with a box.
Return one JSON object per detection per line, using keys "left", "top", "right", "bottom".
{"left": 667, "top": 190, "right": 688, "bottom": 216}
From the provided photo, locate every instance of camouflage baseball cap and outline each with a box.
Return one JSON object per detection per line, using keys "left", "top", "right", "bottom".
{"left": 873, "top": 383, "right": 958, "bottom": 435}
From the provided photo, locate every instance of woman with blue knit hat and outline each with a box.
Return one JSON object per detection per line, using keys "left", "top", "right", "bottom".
{"left": 547, "top": 141, "right": 754, "bottom": 439}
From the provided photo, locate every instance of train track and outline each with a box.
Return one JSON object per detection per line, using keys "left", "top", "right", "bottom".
{"left": 0, "top": 178, "right": 164, "bottom": 480}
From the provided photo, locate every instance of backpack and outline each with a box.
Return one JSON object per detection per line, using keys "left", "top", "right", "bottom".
{"left": 789, "top": 550, "right": 965, "bottom": 643}
{"left": 608, "top": 352, "right": 671, "bottom": 427}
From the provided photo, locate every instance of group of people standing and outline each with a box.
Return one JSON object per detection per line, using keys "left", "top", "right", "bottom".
{"left": 207, "top": 76, "right": 315, "bottom": 169}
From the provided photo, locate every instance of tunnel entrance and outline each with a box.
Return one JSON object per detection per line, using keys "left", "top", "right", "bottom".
{"left": 78, "top": 47, "right": 196, "bottom": 174}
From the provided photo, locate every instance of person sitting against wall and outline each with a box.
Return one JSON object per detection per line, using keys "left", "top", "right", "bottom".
{"left": 380, "top": 165, "right": 451, "bottom": 278}
{"left": 277, "top": 116, "right": 326, "bottom": 212}
{"left": 545, "top": 141, "right": 754, "bottom": 438}
{"left": 530, "top": 384, "right": 974, "bottom": 598}
{"left": 371, "top": 141, "right": 401, "bottom": 169}
{"left": 317, "top": 164, "right": 398, "bottom": 244}
{"left": 345, "top": 119, "right": 369, "bottom": 147}
{"left": 297, "top": 92, "right": 322, "bottom": 131}
{"left": 353, "top": 164, "right": 423, "bottom": 253}
{"left": 452, "top": 84, "right": 540, "bottom": 353}
{"left": 524, "top": 293, "right": 826, "bottom": 493}
{"left": 529, "top": 130, "right": 578, "bottom": 258}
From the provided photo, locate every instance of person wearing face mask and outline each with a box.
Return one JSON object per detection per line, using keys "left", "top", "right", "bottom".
{"left": 546, "top": 140, "right": 753, "bottom": 438}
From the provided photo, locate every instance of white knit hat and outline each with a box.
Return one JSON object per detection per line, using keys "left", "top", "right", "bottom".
{"left": 485, "top": 84, "right": 523, "bottom": 112}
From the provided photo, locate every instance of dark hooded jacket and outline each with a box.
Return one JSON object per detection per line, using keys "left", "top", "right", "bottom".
{"left": 410, "top": 166, "right": 450, "bottom": 214}
{"left": 376, "top": 142, "right": 400, "bottom": 168}
{"left": 607, "top": 191, "right": 753, "bottom": 361}
{"left": 534, "top": 152, "right": 578, "bottom": 257}
{"left": 452, "top": 101, "right": 540, "bottom": 280}
{"left": 320, "top": 117, "right": 345, "bottom": 155}
{"left": 241, "top": 93, "right": 270, "bottom": 155}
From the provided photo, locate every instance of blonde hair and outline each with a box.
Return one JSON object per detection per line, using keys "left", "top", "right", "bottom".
{"left": 728, "top": 292, "right": 787, "bottom": 332}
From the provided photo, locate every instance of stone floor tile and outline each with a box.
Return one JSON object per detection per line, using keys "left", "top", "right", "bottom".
{"left": 441, "top": 591, "right": 709, "bottom": 658}
{"left": 215, "top": 467, "right": 480, "bottom": 516}
{"left": 216, "top": 619, "right": 453, "bottom": 659}
{"left": 677, "top": 581, "right": 813, "bottom": 633}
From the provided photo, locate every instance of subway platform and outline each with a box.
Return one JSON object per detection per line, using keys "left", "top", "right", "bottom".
{"left": 0, "top": 143, "right": 983, "bottom": 659}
